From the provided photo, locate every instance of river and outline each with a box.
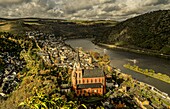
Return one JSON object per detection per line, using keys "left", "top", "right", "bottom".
{"left": 66, "top": 38, "right": 170, "bottom": 95}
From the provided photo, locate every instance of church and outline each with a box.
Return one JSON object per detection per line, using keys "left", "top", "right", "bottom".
{"left": 71, "top": 51, "right": 106, "bottom": 96}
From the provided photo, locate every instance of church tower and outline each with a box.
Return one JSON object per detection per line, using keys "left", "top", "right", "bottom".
{"left": 71, "top": 49, "right": 82, "bottom": 90}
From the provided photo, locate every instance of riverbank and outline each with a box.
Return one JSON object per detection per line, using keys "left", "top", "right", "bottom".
{"left": 123, "top": 64, "right": 170, "bottom": 84}
{"left": 112, "top": 69, "right": 170, "bottom": 108}
{"left": 94, "top": 42, "right": 170, "bottom": 60}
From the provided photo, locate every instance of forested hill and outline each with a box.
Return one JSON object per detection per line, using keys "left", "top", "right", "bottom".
{"left": 95, "top": 10, "right": 170, "bottom": 54}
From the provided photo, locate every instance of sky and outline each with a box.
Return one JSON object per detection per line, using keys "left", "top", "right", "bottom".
{"left": 0, "top": 0, "right": 170, "bottom": 21}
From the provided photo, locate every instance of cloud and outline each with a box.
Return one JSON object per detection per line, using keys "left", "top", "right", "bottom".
{"left": 0, "top": 0, "right": 23, "bottom": 4}
{"left": 0, "top": 0, "right": 30, "bottom": 5}
{"left": 0, "top": 0, "right": 169, "bottom": 21}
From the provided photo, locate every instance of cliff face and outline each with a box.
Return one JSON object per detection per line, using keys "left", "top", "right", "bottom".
{"left": 96, "top": 10, "right": 170, "bottom": 54}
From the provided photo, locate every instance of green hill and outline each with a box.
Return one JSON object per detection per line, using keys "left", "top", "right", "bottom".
{"left": 95, "top": 10, "right": 170, "bottom": 55}
{"left": 0, "top": 18, "right": 117, "bottom": 39}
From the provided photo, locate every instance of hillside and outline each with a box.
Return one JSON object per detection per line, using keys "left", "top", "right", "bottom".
{"left": 95, "top": 10, "right": 170, "bottom": 55}
{"left": 0, "top": 18, "right": 117, "bottom": 39}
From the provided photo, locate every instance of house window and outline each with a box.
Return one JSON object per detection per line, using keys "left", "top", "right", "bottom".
{"left": 95, "top": 79, "right": 97, "bottom": 83}
{"left": 91, "top": 79, "right": 93, "bottom": 83}
{"left": 79, "top": 73, "right": 81, "bottom": 78}
{"left": 79, "top": 80, "right": 81, "bottom": 84}
{"left": 84, "top": 90, "right": 86, "bottom": 93}
{"left": 87, "top": 79, "right": 89, "bottom": 83}
{"left": 77, "top": 90, "right": 79, "bottom": 94}
{"left": 83, "top": 80, "right": 85, "bottom": 83}
{"left": 92, "top": 90, "right": 94, "bottom": 93}
{"left": 99, "top": 79, "right": 101, "bottom": 82}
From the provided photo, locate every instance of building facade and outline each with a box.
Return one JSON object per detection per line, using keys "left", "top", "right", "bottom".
{"left": 71, "top": 51, "right": 106, "bottom": 96}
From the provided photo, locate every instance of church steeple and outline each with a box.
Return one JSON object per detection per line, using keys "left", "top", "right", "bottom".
{"left": 73, "top": 48, "right": 81, "bottom": 70}
{"left": 76, "top": 49, "right": 80, "bottom": 63}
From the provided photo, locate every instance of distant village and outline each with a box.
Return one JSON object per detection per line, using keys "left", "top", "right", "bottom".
{"left": 26, "top": 31, "right": 95, "bottom": 69}
{"left": 1, "top": 31, "right": 170, "bottom": 108}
